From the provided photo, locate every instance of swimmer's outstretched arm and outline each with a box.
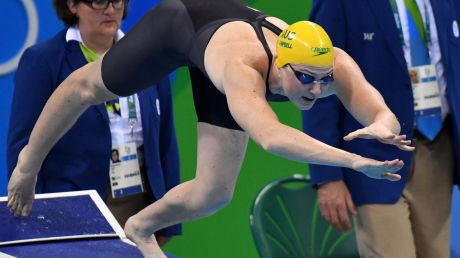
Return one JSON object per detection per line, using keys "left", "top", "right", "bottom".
{"left": 330, "top": 48, "right": 414, "bottom": 151}
{"left": 8, "top": 59, "right": 117, "bottom": 217}
{"left": 223, "top": 60, "right": 404, "bottom": 181}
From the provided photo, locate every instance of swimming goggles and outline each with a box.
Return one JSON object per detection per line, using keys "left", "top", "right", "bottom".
{"left": 288, "top": 64, "right": 334, "bottom": 85}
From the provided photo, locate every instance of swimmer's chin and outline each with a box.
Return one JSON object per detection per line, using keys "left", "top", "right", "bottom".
{"left": 299, "top": 105, "right": 314, "bottom": 110}
{"left": 297, "top": 96, "right": 316, "bottom": 110}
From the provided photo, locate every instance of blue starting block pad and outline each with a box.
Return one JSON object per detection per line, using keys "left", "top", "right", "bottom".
{"left": 0, "top": 190, "right": 178, "bottom": 258}
{"left": 0, "top": 190, "right": 123, "bottom": 245}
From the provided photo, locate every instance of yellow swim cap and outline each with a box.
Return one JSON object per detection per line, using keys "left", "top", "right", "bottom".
{"left": 276, "top": 21, "right": 334, "bottom": 68}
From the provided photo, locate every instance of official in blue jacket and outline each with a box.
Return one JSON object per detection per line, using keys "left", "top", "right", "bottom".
{"left": 303, "top": 0, "right": 460, "bottom": 257}
{"left": 7, "top": 0, "right": 181, "bottom": 245}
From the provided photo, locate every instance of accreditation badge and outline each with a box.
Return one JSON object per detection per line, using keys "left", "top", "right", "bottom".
{"left": 109, "top": 142, "right": 144, "bottom": 198}
{"left": 409, "top": 64, "right": 442, "bottom": 116}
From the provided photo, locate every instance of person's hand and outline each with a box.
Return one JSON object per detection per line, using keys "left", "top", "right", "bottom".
{"left": 317, "top": 180, "right": 357, "bottom": 232}
{"left": 155, "top": 234, "right": 172, "bottom": 247}
{"left": 351, "top": 155, "right": 403, "bottom": 181}
{"left": 7, "top": 165, "right": 37, "bottom": 217}
{"left": 344, "top": 123, "right": 415, "bottom": 151}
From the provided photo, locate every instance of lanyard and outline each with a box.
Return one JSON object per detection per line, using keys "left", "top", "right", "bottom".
{"left": 127, "top": 95, "right": 138, "bottom": 135}
{"left": 127, "top": 95, "right": 137, "bottom": 120}
{"left": 389, "top": 0, "right": 431, "bottom": 49}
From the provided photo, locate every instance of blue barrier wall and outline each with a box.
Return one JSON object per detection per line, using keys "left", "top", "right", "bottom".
{"left": 0, "top": 1, "right": 62, "bottom": 196}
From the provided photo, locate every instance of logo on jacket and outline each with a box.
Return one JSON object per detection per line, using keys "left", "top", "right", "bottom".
{"left": 363, "top": 32, "right": 375, "bottom": 41}
{"left": 453, "top": 20, "right": 459, "bottom": 38}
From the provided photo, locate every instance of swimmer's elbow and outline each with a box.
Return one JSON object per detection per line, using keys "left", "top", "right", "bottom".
{"left": 256, "top": 124, "right": 294, "bottom": 156}
{"left": 68, "top": 66, "right": 101, "bottom": 106}
{"left": 260, "top": 139, "right": 277, "bottom": 153}
{"left": 257, "top": 129, "right": 282, "bottom": 153}
{"left": 260, "top": 137, "right": 287, "bottom": 155}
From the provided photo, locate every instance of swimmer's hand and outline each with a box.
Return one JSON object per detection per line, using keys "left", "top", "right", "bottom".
{"left": 344, "top": 123, "right": 415, "bottom": 151}
{"left": 351, "top": 156, "right": 403, "bottom": 181}
{"left": 7, "top": 148, "right": 38, "bottom": 217}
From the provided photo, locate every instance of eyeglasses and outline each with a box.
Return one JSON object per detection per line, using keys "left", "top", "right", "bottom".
{"left": 79, "top": 0, "right": 128, "bottom": 10}
{"left": 288, "top": 64, "right": 334, "bottom": 85}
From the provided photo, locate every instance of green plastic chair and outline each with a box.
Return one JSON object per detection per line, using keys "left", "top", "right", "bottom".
{"left": 250, "top": 174, "right": 359, "bottom": 258}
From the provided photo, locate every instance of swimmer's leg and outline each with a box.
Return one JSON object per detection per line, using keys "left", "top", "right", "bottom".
{"left": 125, "top": 123, "right": 249, "bottom": 257}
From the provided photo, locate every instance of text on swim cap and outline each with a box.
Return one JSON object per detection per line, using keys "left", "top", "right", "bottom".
{"left": 279, "top": 30, "right": 296, "bottom": 48}
{"left": 280, "top": 30, "right": 296, "bottom": 40}
{"left": 279, "top": 41, "right": 292, "bottom": 48}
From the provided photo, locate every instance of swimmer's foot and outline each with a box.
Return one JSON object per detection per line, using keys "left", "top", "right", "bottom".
{"left": 125, "top": 216, "right": 166, "bottom": 258}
